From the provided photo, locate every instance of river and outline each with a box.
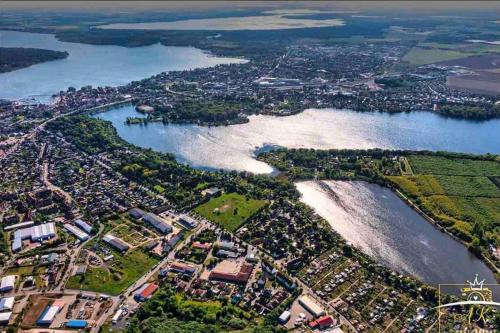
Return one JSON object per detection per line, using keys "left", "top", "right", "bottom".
{"left": 296, "top": 180, "right": 498, "bottom": 294}
{"left": 93, "top": 104, "right": 500, "bottom": 173}
{"left": 0, "top": 30, "right": 246, "bottom": 102}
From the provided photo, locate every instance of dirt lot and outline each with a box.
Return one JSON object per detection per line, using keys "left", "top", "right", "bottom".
{"left": 22, "top": 295, "right": 54, "bottom": 327}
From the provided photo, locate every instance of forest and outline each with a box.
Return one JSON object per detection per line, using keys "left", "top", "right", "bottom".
{"left": 0, "top": 47, "right": 68, "bottom": 73}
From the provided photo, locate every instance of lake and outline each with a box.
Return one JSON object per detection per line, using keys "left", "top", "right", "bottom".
{"left": 93, "top": 104, "right": 500, "bottom": 174}
{"left": 296, "top": 180, "right": 498, "bottom": 295}
{"left": 0, "top": 30, "right": 246, "bottom": 102}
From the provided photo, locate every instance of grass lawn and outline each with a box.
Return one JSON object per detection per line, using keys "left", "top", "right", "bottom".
{"left": 66, "top": 248, "right": 158, "bottom": 295}
{"left": 194, "top": 193, "right": 267, "bottom": 231}
{"left": 388, "top": 155, "right": 500, "bottom": 247}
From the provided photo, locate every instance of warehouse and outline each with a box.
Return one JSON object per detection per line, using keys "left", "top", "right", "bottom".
{"left": 64, "top": 224, "right": 90, "bottom": 241}
{"left": 0, "top": 297, "right": 14, "bottom": 311}
{"left": 0, "top": 312, "right": 12, "bottom": 324}
{"left": 102, "top": 234, "right": 130, "bottom": 252}
{"left": 66, "top": 319, "right": 88, "bottom": 328}
{"left": 74, "top": 219, "right": 93, "bottom": 234}
{"left": 37, "top": 300, "right": 65, "bottom": 326}
{"left": 298, "top": 295, "right": 325, "bottom": 317}
{"left": 3, "top": 221, "right": 34, "bottom": 231}
{"left": 178, "top": 214, "right": 198, "bottom": 229}
{"left": 12, "top": 223, "right": 57, "bottom": 252}
{"left": 0, "top": 276, "right": 15, "bottom": 293}
{"left": 143, "top": 213, "right": 172, "bottom": 234}
{"left": 209, "top": 260, "right": 253, "bottom": 284}
{"left": 128, "top": 207, "right": 146, "bottom": 220}
{"left": 134, "top": 283, "right": 158, "bottom": 302}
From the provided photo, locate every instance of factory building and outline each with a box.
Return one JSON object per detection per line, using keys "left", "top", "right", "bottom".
{"left": 0, "top": 276, "right": 16, "bottom": 293}
{"left": 102, "top": 234, "right": 130, "bottom": 253}
{"left": 64, "top": 224, "right": 90, "bottom": 241}
{"left": 12, "top": 223, "right": 57, "bottom": 252}
{"left": 143, "top": 213, "right": 172, "bottom": 234}
{"left": 37, "top": 300, "right": 65, "bottom": 325}
{"left": 0, "top": 297, "right": 14, "bottom": 311}
{"left": 74, "top": 219, "right": 93, "bottom": 234}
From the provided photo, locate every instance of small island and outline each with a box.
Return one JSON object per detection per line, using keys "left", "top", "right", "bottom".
{"left": 0, "top": 47, "right": 68, "bottom": 73}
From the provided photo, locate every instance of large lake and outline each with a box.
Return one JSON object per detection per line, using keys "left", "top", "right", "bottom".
{"left": 93, "top": 104, "right": 500, "bottom": 173}
{"left": 0, "top": 30, "right": 246, "bottom": 102}
{"left": 93, "top": 105, "right": 500, "bottom": 290}
{"left": 297, "top": 180, "right": 498, "bottom": 294}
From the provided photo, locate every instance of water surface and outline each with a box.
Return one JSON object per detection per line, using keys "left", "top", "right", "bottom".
{"left": 296, "top": 180, "right": 498, "bottom": 295}
{"left": 0, "top": 30, "right": 246, "bottom": 102}
{"left": 93, "top": 105, "right": 500, "bottom": 173}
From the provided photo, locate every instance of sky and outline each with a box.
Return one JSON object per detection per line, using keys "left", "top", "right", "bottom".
{"left": 2, "top": 1, "right": 500, "bottom": 15}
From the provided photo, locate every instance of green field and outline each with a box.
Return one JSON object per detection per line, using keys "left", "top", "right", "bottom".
{"left": 194, "top": 193, "right": 267, "bottom": 231}
{"left": 402, "top": 47, "right": 474, "bottom": 65}
{"left": 66, "top": 248, "right": 158, "bottom": 295}
{"left": 388, "top": 155, "right": 500, "bottom": 247}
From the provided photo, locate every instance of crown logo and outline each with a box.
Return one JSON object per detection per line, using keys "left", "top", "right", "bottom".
{"left": 467, "top": 274, "right": 485, "bottom": 291}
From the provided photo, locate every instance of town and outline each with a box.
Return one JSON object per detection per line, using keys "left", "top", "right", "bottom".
{"left": 1, "top": 6, "right": 500, "bottom": 333}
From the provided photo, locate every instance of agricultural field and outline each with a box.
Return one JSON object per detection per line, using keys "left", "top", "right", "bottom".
{"left": 388, "top": 155, "right": 500, "bottom": 247}
{"left": 403, "top": 40, "right": 500, "bottom": 65}
{"left": 194, "top": 193, "right": 267, "bottom": 231}
{"left": 402, "top": 47, "right": 473, "bottom": 65}
{"left": 66, "top": 247, "right": 158, "bottom": 295}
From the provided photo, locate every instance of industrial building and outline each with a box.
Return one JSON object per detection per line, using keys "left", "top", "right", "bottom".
{"left": 298, "top": 295, "right": 325, "bottom": 317}
{"left": 12, "top": 222, "right": 57, "bottom": 252}
{"left": 3, "top": 221, "right": 34, "bottom": 231}
{"left": 278, "top": 310, "right": 291, "bottom": 324}
{"left": 74, "top": 219, "right": 93, "bottom": 234}
{"left": 64, "top": 224, "right": 90, "bottom": 241}
{"left": 178, "top": 214, "right": 198, "bottom": 229}
{"left": 0, "top": 297, "right": 14, "bottom": 311}
{"left": 129, "top": 207, "right": 146, "bottom": 220}
{"left": 0, "top": 312, "right": 12, "bottom": 324}
{"left": 102, "top": 234, "right": 130, "bottom": 252}
{"left": 143, "top": 213, "right": 172, "bottom": 234}
{"left": 0, "top": 276, "right": 16, "bottom": 293}
{"left": 164, "top": 262, "right": 196, "bottom": 276}
{"left": 66, "top": 319, "right": 88, "bottom": 328}
{"left": 37, "top": 300, "right": 65, "bottom": 326}
{"left": 209, "top": 260, "right": 253, "bottom": 284}
{"left": 134, "top": 283, "right": 158, "bottom": 302}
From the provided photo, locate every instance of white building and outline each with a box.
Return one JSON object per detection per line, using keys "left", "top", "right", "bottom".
{"left": 12, "top": 223, "right": 57, "bottom": 252}
{"left": 0, "top": 297, "right": 14, "bottom": 311}
{"left": 74, "top": 219, "right": 93, "bottom": 234}
{"left": 278, "top": 310, "right": 291, "bottom": 324}
{"left": 0, "top": 276, "right": 15, "bottom": 293}
{"left": 143, "top": 213, "right": 172, "bottom": 234}
{"left": 298, "top": 295, "right": 325, "bottom": 317}
{"left": 0, "top": 311, "right": 12, "bottom": 324}
{"left": 64, "top": 224, "right": 90, "bottom": 241}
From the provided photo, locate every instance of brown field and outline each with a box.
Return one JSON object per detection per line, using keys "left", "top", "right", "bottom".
{"left": 446, "top": 71, "right": 500, "bottom": 95}
{"left": 22, "top": 295, "right": 54, "bottom": 327}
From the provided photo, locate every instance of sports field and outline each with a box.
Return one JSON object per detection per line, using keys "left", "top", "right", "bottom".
{"left": 194, "top": 192, "right": 267, "bottom": 231}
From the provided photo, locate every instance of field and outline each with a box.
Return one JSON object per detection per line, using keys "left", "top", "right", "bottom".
{"left": 402, "top": 47, "right": 473, "bottom": 65}
{"left": 403, "top": 41, "right": 500, "bottom": 65}
{"left": 66, "top": 248, "right": 158, "bottom": 295}
{"left": 387, "top": 155, "right": 500, "bottom": 246}
{"left": 194, "top": 193, "right": 267, "bottom": 231}
{"left": 22, "top": 295, "right": 54, "bottom": 327}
